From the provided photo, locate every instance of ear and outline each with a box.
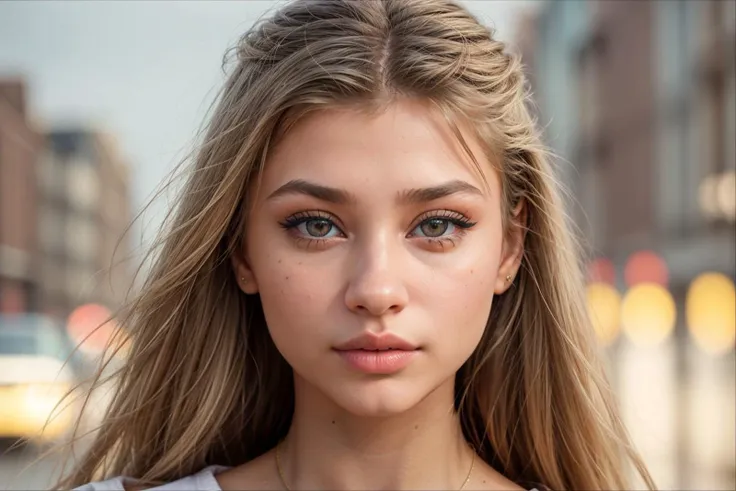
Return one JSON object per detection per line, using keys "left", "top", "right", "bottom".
{"left": 231, "top": 243, "right": 259, "bottom": 294}
{"left": 494, "top": 199, "right": 527, "bottom": 294}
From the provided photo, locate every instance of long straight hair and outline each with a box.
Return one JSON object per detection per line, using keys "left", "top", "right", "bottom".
{"left": 54, "top": 1, "right": 655, "bottom": 489}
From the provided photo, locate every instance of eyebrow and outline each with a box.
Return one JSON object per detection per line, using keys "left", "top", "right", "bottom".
{"left": 267, "top": 179, "right": 355, "bottom": 204}
{"left": 398, "top": 179, "right": 484, "bottom": 204}
{"left": 266, "top": 178, "right": 484, "bottom": 205}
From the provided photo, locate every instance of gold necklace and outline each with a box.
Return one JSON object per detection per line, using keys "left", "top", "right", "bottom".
{"left": 275, "top": 442, "right": 475, "bottom": 490}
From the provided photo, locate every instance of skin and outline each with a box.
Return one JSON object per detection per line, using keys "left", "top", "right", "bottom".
{"left": 223, "top": 99, "right": 526, "bottom": 490}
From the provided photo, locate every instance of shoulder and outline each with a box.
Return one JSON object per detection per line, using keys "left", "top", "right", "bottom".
{"left": 73, "top": 476, "right": 126, "bottom": 491}
{"left": 72, "top": 465, "right": 231, "bottom": 491}
{"left": 72, "top": 450, "right": 278, "bottom": 491}
{"left": 213, "top": 449, "right": 282, "bottom": 491}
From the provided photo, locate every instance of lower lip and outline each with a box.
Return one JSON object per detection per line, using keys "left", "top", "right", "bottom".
{"left": 335, "top": 349, "right": 418, "bottom": 374}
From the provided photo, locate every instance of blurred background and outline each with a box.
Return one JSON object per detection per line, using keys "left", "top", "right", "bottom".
{"left": 0, "top": 0, "right": 733, "bottom": 490}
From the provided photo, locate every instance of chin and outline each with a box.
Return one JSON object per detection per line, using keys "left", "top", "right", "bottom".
{"left": 327, "top": 379, "right": 430, "bottom": 417}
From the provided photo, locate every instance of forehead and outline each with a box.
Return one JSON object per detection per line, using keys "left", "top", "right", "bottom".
{"left": 259, "top": 100, "right": 498, "bottom": 198}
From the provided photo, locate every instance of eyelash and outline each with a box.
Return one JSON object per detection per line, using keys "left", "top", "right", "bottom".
{"left": 278, "top": 209, "right": 477, "bottom": 249}
{"left": 409, "top": 210, "right": 476, "bottom": 249}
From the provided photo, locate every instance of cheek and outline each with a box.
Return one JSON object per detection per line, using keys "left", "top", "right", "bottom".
{"left": 433, "top": 231, "right": 501, "bottom": 302}
{"left": 420, "top": 240, "right": 501, "bottom": 355}
{"left": 250, "top": 249, "right": 336, "bottom": 349}
{"left": 247, "top": 224, "right": 311, "bottom": 308}
{"left": 432, "top": 264, "right": 497, "bottom": 334}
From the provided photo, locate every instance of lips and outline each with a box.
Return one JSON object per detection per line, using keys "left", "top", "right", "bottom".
{"left": 333, "top": 332, "right": 419, "bottom": 374}
{"left": 333, "top": 332, "right": 418, "bottom": 351}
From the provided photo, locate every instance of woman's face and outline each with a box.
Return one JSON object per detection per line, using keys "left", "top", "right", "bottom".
{"left": 234, "top": 99, "right": 523, "bottom": 417}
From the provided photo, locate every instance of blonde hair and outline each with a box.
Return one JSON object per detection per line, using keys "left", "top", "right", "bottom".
{"left": 53, "top": 0, "right": 655, "bottom": 489}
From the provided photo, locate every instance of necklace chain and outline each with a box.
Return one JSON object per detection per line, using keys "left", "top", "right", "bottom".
{"left": 275, "top": 442, "right": 475, "bottom": 490}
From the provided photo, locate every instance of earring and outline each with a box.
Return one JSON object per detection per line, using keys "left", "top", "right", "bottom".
{"left": 505, "top": 274, "right": 513, "bottom": 283}
{"left": 240, "top": 277, "right": 246, "bottom": 283}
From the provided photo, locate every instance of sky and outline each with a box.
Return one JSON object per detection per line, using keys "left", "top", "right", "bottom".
{"left": 0, "top": 0, "right": 539, "bottom": 248}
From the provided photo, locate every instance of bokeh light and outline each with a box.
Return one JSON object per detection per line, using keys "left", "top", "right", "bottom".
{"left": 587, "top": 257, "right": 616, "bottom": 285}
{"left": 586, "top": 282, "right": 622, "bottom": 346}
{"left": 621, "top": 283, "right": 677, "bottom": 346}
{"left": 698, "top": 175, "right": 721, "bottom": 220}
{"left": 717, "top": 171, "right": 736, "bottom": 222}
{"left": 66, "top": 303, "right": 117, "bottom": 354}
{"left": 624, "top": 250, "right": 669, "bottom": 288}
{"left": 686, "top": 273, "right": 736, "bottom": 355}
{"left": 699, "top": 171, "right": 735, "bottom": 222}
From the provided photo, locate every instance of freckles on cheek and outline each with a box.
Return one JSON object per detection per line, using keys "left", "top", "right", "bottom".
{"left": 428, "top": 272, "right": 488, "bottom": 316}
{"left": 260, "top": 273, "right": 309, "bottom": 337}
{"left": 261, "top": 260, "right": 317, "bottom": 305}
{"left": 464, "top": 278, "right": 494, "bottom": 314}
{"left": 446, "top": 266, "right": 496, "bottom": 322}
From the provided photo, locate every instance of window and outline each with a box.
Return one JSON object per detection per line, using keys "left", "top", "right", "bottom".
{"left": 39, "top": 151, "right": 70, "bottom": 201}
{"left": 66, "top": 157, "right": 99, "bottom": 213}
{"left": 65, "top": 215, "right": 98, "bottom": 263}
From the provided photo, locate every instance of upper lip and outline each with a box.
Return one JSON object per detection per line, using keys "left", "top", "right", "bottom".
{"left": 333, "top": 332, "right": 418, "bottom": 351}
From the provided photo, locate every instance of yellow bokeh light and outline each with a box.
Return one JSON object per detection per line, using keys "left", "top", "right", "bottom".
{"left": 621, "top": 283, "right": 677, "bottom": 346}
{"left": 586, "top": 282, "right": 622, "bottom": 346}
{"left": 686, "top": 273, "right": 736, "bottom": 355}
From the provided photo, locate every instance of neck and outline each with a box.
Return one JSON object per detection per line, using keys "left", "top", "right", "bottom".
{"left": 279, "top": 374, "right": 474, "bottom": 490}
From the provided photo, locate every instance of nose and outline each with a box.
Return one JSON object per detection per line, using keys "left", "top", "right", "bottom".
{"left": 344, "top": 235, "right": 409, "bottom": 317}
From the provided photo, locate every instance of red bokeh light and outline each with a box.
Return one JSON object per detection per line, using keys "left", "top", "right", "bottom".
{"left": 66, "top": 303, "right": 116, "bottom": 352}
{"left": 624, "top": 250, "right": 669, "bottom": 288}
{"left": 587, "top": 257, "right": 616, "bottom": 285}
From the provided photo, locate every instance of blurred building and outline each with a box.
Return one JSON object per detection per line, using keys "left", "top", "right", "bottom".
{"left": 1, "top": 78, "right": 135, "bottom": 320}
{"left": 39, "top": 129, "right": 134, "bottom": 319}
{"left": 520, "top": 0, "right": 735, "bottom": 268}
{"left": 0, "top": 79, "right": 41, "bottom": 314}
{"left": 517, "top": 0, "right": 735, "bottom": 489}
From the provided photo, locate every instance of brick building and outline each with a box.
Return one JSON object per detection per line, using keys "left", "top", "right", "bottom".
{"left": 0, "top": 79, "right": 42, "bottom": 314}
{"left": 39, "top": 129, "right": 133, "bottom": 318}
{"left": 0, "top": 78, "right": 134, "bottom": 320}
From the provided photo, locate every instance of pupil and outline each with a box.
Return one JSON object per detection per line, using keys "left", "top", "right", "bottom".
{"left": 307, "top": 219, "right": 331, "bottom": 237}
{"left": 421, "top": 219, "right": 448, "bottom": 237}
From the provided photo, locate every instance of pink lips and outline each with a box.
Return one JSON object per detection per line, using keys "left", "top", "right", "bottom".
{"left": 333, "top": 333, "right": 419, "bottom": 374}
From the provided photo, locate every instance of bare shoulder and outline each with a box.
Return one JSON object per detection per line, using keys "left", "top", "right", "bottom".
{"left": 214, "top": 449, "right": 281, "bottom": 491}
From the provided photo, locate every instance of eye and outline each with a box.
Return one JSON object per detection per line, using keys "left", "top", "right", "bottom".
{"left": 279, "top": 211, "right": 345, "bottom": 240}
{"left": 408, "top": 211, "right": 476, "bottom": 239}
{"left": 413, "top": 218, "right": 455, "bottom": 238}
{"left": 299, "top": 218, "right": 340, "bottom": 238}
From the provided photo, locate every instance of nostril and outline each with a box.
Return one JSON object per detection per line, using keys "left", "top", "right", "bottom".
{"left": 344, "top": 278, "right": 409, "bottom": 317}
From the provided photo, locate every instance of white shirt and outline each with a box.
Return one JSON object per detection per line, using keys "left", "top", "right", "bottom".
{"left": 72, "top": 465, "right": 230, "bottom": 491}
{"left": 74, "top": 465, "right": 542, "bottom": 491}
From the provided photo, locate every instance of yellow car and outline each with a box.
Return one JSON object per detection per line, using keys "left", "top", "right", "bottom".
{"left": 0, "top": 315, "right": 88, "bottom": 445}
